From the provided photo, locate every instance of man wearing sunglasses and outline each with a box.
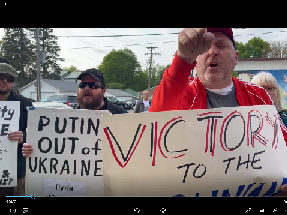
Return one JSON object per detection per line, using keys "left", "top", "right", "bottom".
{"left": 75, "top": 68, "right": 128, "bottom": 114}
{"left": 0, "top": 60, "right": 33, "bottom": 197}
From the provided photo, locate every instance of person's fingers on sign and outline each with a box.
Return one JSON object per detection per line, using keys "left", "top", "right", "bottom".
{"left": 178, "top": 28, "right": 215, "bottom": 64}
{"left": 22, "top": 143, "right": 33, "bottom": 157}
{"left": 8, "top": 131, "right": 23, "bottom": 144}
{"left": 273, "top": 184, "right": 287, "bottom": 196}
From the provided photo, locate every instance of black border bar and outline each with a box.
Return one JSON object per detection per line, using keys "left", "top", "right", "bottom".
{"left": 3, "top": 196, "right": 287, "bottom": 214}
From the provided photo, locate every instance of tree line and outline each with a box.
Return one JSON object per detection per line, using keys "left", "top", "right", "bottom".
{"left": 0, "top": 28, "right": 63, "bottom": 91}
{"left": 236, "top": 37, "right": 287, "bottom": 59}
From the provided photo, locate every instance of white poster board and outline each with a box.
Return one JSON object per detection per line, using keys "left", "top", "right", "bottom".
{"left": 25, "top": 108, "right": 111, "bottom": 196}
{"left": 101, "top": 105, "right": 287, "bottom": 196}
{"left": 0, "top": 101, "right": 20, "bottom": 187}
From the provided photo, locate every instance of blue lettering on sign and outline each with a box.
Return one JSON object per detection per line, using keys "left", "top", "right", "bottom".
{"left": 172, "top": 177, "right": 287, "bottom": 197}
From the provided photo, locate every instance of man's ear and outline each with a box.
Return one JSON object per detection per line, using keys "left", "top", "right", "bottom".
{"left": 102, "top": 88, "right": 106, "bottom": 94}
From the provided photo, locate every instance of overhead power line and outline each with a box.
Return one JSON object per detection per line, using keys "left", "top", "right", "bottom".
{"left": 56, "top": 33, "right": 179, "bottom": 38}
{"left": 58, "top": 28, "right": 107, "bottom": 54}
{"left": 55, "top": 29, "right": 287, "bottom": 39}
{"left": 95, "top": 28, "right": 171, "bottom": 64}
{"left": 62, "top": 47, "right": 101, "bottom": 63}
{"left": 68, "top": 40, "right": 177, "bottom": 49}
{"left": 66, "top": 29, "right": 287, "bottom": 51}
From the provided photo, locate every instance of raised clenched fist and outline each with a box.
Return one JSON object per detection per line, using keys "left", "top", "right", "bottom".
{"left": 178, "top": 28, "right": 215, "bottom": 64}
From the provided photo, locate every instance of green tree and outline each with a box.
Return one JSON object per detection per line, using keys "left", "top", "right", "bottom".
{"left": 106, "top": 82, "right": 124, "bottom": 89}
{"left": 232, "top": 71, "right": 238, "bottom": 77}
{"left": 1, "top": 28, "right": 36, "bottom": 87}
{"left": 39, "top": 28, "right": 64, "bottom": 79}
{"left": 268, "top": 41, "right": 287, "bottom": 58}
{"left": 28, "top": 28, "right": 64, "bottom": 80}
{"left": 236, "top": 37, "right": 270, "bottom": 59}
{"left": 98, "top": 48, "right": 142, "bottom": 89}
{"left": 62, "top": 65, "right": 79, "bottom": 72}
{"left": 143, "top": 64, "right": 167, "bottom": 88}
{"left": 132, "top": 71, "right": 148, "bottom": 92}
{"left": 156, "top": 64, "right": 170, "bottom": 85}
{"left": 0, "top": 40, "right": 3, "bottom": 58}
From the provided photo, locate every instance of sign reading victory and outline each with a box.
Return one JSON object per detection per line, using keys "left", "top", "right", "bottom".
{"left": 101, "top": 105, "right": 287, "bottom": 196}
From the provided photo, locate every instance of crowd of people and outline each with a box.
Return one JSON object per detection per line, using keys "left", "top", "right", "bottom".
{"left": 1, "top": 28, "right": 287, "bottom": 197}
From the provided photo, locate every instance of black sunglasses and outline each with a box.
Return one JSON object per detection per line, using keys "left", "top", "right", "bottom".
{"left": 0, "top": 74, "right": 14, "bottom": 83}
{"left": 79, "top": 82, "right": 102, "bottom": 89}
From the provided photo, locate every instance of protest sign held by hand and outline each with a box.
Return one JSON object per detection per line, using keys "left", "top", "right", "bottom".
{"left": 178, "top": 28, "right": 215, "bottom": 64}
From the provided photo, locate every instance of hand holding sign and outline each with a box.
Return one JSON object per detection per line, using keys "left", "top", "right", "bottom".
{"left": 178, "top": 28, "right": 215, "bottom": 64}
{"left": 8, "top": 131, "right": 23, "bottom": 144}
{"left": 22, "top": 143, "right": 33, "bottom": 157}
{"left": 274, "top": 184, "right": 287, "bottom": 196}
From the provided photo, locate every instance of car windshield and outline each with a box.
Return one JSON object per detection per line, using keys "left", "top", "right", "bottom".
{"left": 41, "top": 97, "right": 48, "bottom": 102}
{"left": 117, "top": 98, "right": 124, "bottom": 101}
{"left": 108, "top": 97, "right": 116, "bottom": 102}
{"left": 68, "top": 96, "right": 77, "bottom": 103}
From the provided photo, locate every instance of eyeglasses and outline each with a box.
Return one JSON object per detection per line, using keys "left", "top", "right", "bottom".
{"left": 263, "top": 86, "right": 277, "bottom": 91}
{"left": 0, "top": 74, "right": 14, "bottom": 83}
{"left": 79, "top": 82, "right": 102, "bottom": 89}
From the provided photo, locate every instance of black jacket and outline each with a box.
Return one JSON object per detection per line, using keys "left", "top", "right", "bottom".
{"left": 7, "top": 91, "right": 33, "bottom": 179}
{"left": 76, "top": 97, "right": 128, "bottom": 114}
{"left": 134, "top": 99, "right": 151, "bottom": 113}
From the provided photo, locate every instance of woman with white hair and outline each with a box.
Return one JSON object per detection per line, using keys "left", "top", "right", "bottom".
{"left": 251, "top": 72, "right": 287, "bottom": 127}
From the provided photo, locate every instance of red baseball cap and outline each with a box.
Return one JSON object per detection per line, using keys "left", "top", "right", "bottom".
{"left": 207, "top": 28, "right": 235, "bottom": 48}
{"left": 207, "top": 28, "right": 233, "bottom": 39}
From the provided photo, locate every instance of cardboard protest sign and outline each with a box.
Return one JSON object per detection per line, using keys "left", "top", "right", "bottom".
{"left": 25, "top": 108, "right": 111, "bottom": 196}
{"left": 0, "top": 101, "right": 20, "bottom": 187}
{"left": 101, "top": 105, "right": 287, "bottom": 196}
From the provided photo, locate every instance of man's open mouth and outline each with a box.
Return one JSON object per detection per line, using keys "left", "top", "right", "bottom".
{"left": 209, "top": 63, "right": 218, "bottom": 68}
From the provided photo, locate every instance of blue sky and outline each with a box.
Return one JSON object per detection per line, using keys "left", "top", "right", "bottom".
{"left": 0, "top": 28, "right": 287, "bottom": 70}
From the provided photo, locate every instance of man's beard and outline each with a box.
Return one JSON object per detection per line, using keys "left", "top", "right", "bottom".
{"left": 0, "top": 89, "right": 11, "bottom": 95}
{"left": 79, "top": 95, "right": 104, "bottom": 110}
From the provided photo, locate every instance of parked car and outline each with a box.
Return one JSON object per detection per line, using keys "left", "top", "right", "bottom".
{"left": 126, "top": 100, "right": 136, "bottom": 108}
{"left": 107, "top": 97, "right": 132, "bottom": 110}
{"left": 40, "top": 94, "right": 78, "bottom": 109}
{"left": 32, "top": 102, "right": 73, "bottom": 109}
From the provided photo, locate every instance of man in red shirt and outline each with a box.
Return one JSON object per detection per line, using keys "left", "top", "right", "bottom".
{"left": 149, "top": 28, "right": 287, "bottom": 196}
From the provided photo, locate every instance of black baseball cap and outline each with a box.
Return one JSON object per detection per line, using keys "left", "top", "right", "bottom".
{"left": 77, "top": 68, "right": 106, "bottom": 86}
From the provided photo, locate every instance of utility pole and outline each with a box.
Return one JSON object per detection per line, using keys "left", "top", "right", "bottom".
{"left": 145, "top": 46, "right": 160, "bottom": 89}
{"left": 36, "top": 28, "right": 41, "bottom": 101}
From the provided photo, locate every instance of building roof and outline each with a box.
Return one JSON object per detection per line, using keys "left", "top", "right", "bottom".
{"left": 42, "top": 79, "right": 78, "bottom": 92}
{"left": 239, "top": 58, "right": 287, "bottom": 62}
{"left": 60, "top": 71, "right": 69, "bottom": 76}
{"left": 61, "top": 71, "right": 81, "bottom": 79}
{"left": 106, "top": 89, "right": 132, "bottom": 97}
{"left": 19, "top": 79, "right": 78, "bottom": 92}
{"left": 124, "top": 88, "right": 138, "bottom": 97}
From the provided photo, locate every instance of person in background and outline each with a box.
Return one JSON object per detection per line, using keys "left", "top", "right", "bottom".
{"left": 134, "top": 90, "right": 151, "bottom": 113}
{"left": 0, "top": 59, "right": 32, "bottom": 197}
{"left": 251, "top": 72, "right": 287, "bottom": 127}
{"left": 149, "top": 28, "right": 287, "bottom": 196}
{"left": 22, "top": 68, "right": 127, "bottom": 157}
